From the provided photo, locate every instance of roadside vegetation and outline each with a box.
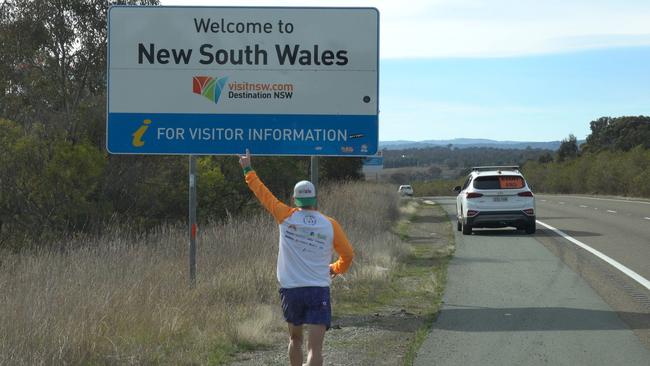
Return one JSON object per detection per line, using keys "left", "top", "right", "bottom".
{"left": 394, "top": 200, "right": 453, "bottom": 365}
{"left": 0, "top": 182, "right": 411, "bottom": 365}
{"left": 410, "top": 179, "right": 464, "bottom": 197}
{"left": 381, "top": 147, "right": 551, "bottom": 185}
{"left": 385, "top": 116, "right": 650, "bottom": 199}
{"left": 382, "top": 146, "right": 552, "bottom": 171}
{"left": 522, "top": 116, "right": 650, "bottom": 198}
{"left": 523, "top": 146, "right": 650, "bottom": 197}
{"left": 331, "top": 199, "right": 449, "bottom": 318}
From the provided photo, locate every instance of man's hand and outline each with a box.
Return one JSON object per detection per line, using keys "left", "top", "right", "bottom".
{"left": 329, "top": 265, "right": 338, "bottom": 279}
{"left": 239, "top": 148, "right": 251, "bottom": 169}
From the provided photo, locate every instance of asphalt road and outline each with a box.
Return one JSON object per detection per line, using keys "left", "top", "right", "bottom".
{"left": 535, "top": 194, "right": 650, "bottom": 347}
{"left": 415, "top": 197, "right": 650, "bottom": 366}
{"left": 536, "top": 194, "right": 650, "bottom": 281}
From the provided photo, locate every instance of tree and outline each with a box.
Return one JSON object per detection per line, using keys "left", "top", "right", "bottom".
{"left": 583, "top": 116, "right": 650, "bottom": 153}
{"left": 0, "top": 119, "right": 106, "bottom": 241}
{"left": 583, "top": 117, "right": 613, "bottom": 152}
{"left": 538, "top": 153, "right": 553, "bottom": 163}
{"left": 0, "top": 1, "right": 137, "bottom": 139}
{"left": 557, "top": 134, "right": 579, "bottom": 162}
{"left": 320, "top": 157, "right": 363, "bottom": 182}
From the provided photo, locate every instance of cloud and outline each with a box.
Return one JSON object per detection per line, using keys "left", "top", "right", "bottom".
{"left": 162, "top": 0, "right": 650, "bottom": 58}
{"left": 376, "top": 0, "right": 650, "bottom": 58}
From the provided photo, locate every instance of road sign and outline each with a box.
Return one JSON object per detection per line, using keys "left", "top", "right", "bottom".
{"left": 107, "top": 6, "right": 379, "bottom": 156}
{"left": 363, "top": 156, "right": 384, "bottom": 167}
{"left": 362, "top": 154, "right": 383, "bottom": 174}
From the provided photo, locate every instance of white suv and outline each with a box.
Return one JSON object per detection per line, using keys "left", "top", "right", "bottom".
{"left": 454, "top": 166, "right": 536, "bottom": 235}
{"left": 398, "top": 185, "right": 414, "bottom": 196}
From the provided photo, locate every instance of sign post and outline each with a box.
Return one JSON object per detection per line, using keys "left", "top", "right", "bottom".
{"left": 310, "top": 156, "right": 319, "bottom": 207}
{"left": 188, "top": 155, "right": 197, "bottom": 287}
{"left": 362, "top": 153, "right": 384, "bottom": 180}
{"left": 107, "top": 6, "right": 379, "bottom": 285}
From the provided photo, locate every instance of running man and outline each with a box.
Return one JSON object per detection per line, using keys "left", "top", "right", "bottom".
{"left": 238, "top": 149, "right": 354, "bottom": 366}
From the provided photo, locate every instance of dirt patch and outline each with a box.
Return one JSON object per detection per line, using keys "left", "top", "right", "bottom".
{"left": 227, "top": 199, "right": 454, "bottom": 366}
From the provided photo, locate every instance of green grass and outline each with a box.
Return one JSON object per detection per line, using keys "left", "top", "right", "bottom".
{"left": 403, "top": 321, "right": 437, "bottom": 366}
{"left": 401, "top": 204, "right": 453, "bottom": 366}
{"left": 207, "top": 341, "right": 236, "bottom": 366}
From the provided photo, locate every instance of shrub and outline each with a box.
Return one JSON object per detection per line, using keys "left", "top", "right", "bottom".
{"left": 523, "top": 146, "right": 650, "bottom": 198}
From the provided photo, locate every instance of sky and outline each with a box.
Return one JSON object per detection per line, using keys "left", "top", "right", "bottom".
{"left": 161, "top": 0, "right": 650, "bottom": 142}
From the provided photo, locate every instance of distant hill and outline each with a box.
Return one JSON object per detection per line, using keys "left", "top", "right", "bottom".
{"left": 379, "top": 138, "right": 581, "bottom": 151}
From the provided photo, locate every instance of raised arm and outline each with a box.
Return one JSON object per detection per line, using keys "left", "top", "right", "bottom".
{"left": 239, "top": 149, "right": 295, "bottom": 223}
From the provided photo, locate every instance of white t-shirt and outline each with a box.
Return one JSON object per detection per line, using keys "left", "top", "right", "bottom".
{"left": 277, "top": 209, "right": 334, "bottom": 288}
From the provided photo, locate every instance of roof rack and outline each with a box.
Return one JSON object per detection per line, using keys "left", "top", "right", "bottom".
{"left": 471, "top": 166, "right": 520, "bottom": 172}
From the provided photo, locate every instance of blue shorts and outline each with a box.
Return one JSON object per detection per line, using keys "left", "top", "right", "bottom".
{"left": 279, "top": 287, "right": 331, "bottom": 330}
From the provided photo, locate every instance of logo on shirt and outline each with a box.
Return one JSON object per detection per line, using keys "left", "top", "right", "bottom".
{"left": 303, "top": 215, "right": 317, "bottom": 225}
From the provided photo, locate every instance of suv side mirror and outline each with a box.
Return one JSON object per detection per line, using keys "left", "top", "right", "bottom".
{"left": 453, "top": 186, "right": 461, "bottom": 193}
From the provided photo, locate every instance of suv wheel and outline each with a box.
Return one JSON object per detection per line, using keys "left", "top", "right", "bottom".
{"left": 462, "top": 221, "right": 472, "bottom": 235}
{"left": 525, "top": 221, "right": 536, "bottom": 234}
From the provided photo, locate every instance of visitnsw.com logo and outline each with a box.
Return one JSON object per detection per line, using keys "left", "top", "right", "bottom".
{"left": 192, "top": 76, "right": 228, "bottom": 104}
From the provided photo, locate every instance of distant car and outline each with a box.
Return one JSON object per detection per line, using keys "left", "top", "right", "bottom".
{"left": 398, "top": 185, "right": 414, "bottom": 196}
{"left": 454, "top": 166, "right": 536, "bottom": 235}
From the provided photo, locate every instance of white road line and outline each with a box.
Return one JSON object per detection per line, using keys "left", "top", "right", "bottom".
{"left": 559, "top": 202, "right": 566, "bottom": 205}
{"left": 537, "top": 220, "right": 650, "bottom": 291}
{"left": 555, "top": 196, "right": 650, "bottom": 205}
{"left": 644, "top": 217, "right": 650, "bottom": 221}
{"left": 579, "top": 205, "right": 588, "bottom": 208}
{"left": 607, "top": 210, "right": 617, "bottom": 214}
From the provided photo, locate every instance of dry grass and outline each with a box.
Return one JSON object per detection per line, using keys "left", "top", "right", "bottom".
{"left": 0, "top": 181, "right": 406, "bottom": 365}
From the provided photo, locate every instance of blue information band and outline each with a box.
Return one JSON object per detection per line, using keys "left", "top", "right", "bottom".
{"left": 107, "top": 113, "right": 378, "bottom": 156}
{"left": 363, "top": 157, "right": 384, "bottom": 166}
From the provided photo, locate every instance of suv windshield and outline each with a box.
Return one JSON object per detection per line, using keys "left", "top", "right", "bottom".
{"left": 473, "top": 175, "right": 525, "bottom": 190}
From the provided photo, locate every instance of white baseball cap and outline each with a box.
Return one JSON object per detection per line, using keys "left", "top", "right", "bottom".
{"left": 293, "top": 180, "right": 317, "bottom": 207}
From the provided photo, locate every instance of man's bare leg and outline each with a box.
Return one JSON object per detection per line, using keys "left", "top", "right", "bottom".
{"left": 305, "top": 324, "right": 326, "bottom": 366}
{"left": 287, "top": 323, "right": 304, "bottom": 366}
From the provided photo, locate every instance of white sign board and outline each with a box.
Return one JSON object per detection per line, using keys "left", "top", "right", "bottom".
{"left": 107, "top": 6, "right": 379, "bottom": 156}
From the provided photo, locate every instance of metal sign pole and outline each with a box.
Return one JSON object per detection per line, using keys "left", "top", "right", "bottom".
{"left": 189, "top": 155, "right": 197, "bottom": 288}
{"left": 310, "top": 156, "right": 319, "bottom": 208}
